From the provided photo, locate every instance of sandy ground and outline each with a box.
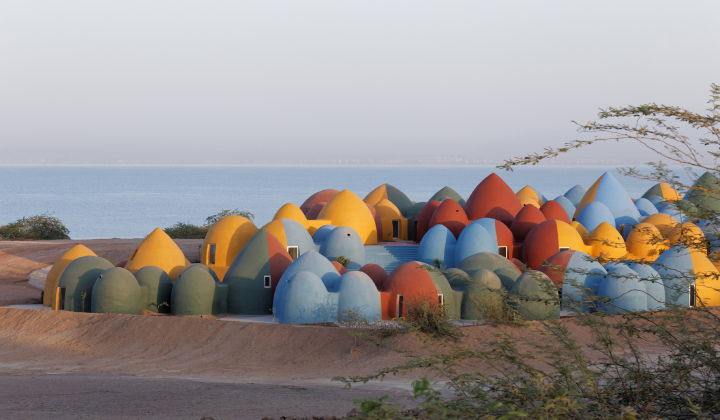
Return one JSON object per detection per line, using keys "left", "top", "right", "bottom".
{"left": 0, "top": 239, "right": 202, "bottom": 306}
{"left": 0, "top": 240, "right": 675, "bottom": 419}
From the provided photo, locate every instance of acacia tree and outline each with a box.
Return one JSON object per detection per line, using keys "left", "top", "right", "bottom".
{"left": 335, "top": 84, "right": 720, "bottom": 420}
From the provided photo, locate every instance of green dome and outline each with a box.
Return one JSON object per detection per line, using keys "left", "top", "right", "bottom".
{"left": 510, "top": 271, "right": 560, "bottom": 321}
{"left": 444, "top": 268, "right": 469, "bottom": 288}
{"left": 92, "top": 267, "right": 143, "bottom": 315}
{"left": 171, "top": 266, "right": 216, "bottom": 316}
{"left": 57, "top": 256, "right": 114, "bottom": 312}
{"left": 456, "top": 252, "right": 516, "bottom": 275}
{"left": 134, "top": 266, "right": 172, "bottom": 314}
{"left": 461, "top": 269, "right": 502, "bottom": 320}
{"left": 494, "top": 268, "right": 521, "bottom": 290}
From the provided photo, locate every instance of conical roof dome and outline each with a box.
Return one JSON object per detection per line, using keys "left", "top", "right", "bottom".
{"left": 429, "top": 186, "right": 465, "bottom": 205}
{"left": 685, "top": 172, "right": 720, "bottom": 213}
{"left": 511, "top": 204, "right": 546, "bottom": 242}
{"left": 300, "top": 189, "right": 340, "bottom": 214}
{"left": 464, "top": 173, "right": 522, "bottom": 225}
{"left": 273, "top": 203, "right": 309, "bottom": 229}
{"left": 44, "top": 244, "right": 96, "bottom": 307}
{"left": 124, "top": 228, "right": 191, "bottom": 281}
{"left": 564, "top": 185, "right": 587, "bottom": 207}
{"left": 318, "top": 190, "right": 378, "bottom": 244}
{"left": 364, "top": 184, "right": 413, "bottom": 216}
{"left": 573, "top": 172, "right": 640, "bottom": 225}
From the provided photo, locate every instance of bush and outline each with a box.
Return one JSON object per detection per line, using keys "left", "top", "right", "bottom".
{"left": 335, "top": 84, "right": 720, "bottom": 419}
{"left": 164, "top": 209, "right": 255, "bottom": 239}
{"left": 401, "top": 296, "right": 461, "bottom": 340}
{"left": 0, "top": 213, "right": 70, "bottom": 240}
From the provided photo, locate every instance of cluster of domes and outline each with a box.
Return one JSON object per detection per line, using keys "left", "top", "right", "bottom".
{"left": 43, "top": 171, "right": 720, "bottom": 322}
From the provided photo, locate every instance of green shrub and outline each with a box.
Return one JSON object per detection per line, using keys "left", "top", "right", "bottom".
{"left": 0, "top": 213, "right": 70, "bottom": 240}
{"left": 164, "top": 209, "right": 255, "bottom": 239}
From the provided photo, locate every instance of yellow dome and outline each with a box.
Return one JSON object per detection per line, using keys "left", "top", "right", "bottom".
{"left": 273, "top": 203, "right": 309, "bottom": 229}
{"left": 124, "top": 228, "right": 191, "bottom": 281}
{"left": 44, "top": 244, "right": 96, "bottom": 307}
{"left": 200, "top": 215, "right": 259, "bottom": 280}
{"left": 626, "top": 222, "right": 666, "bottom": 261}
{"left": 641, "top": 213, "right": 678, "bottom": 238}
{"left": 570, "top": 221, "right": 590, "bottom": 243}
{"left": 708, "top": 249, "right": 720, "bottom": 272}
{"left": 658, "top": 183, "right": 682, "bottom": 202}
{"left": 364, "top": 185, "right": 388, "bottom": 207}
{"left": 668, "top": 222, "right": 706, "bottom": 253}
{"left": 691, "top": 251, "right": 720, "bottom": 307}
{"left": 374, "top": 199, "right": 407, "bottom": 241}
{"left": 588, "top": 222, "right": 627, "bottom": 260}
{"left": 516, "top": 186, "right": 544, "bottom": 205}
{"left": 556, "top": 220, "right": 590, "bottom": 253}
{"left": 262, "top": 219, "right": 289, "bottom": 248}
{"left": 519, "top": 197, "right": 541, "bottom": 208}
{"left": 318, "top": 189, "right": 378, "bottom": 245}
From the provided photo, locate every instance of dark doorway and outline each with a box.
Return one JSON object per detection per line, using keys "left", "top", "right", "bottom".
{"left": 397, "top": 294, "right": 404, "bottom": 318}
{"left": 287, "top": 246, "right": 299, "bottom": 260}
{"left": 209, "top": 244, "right": 216, "bottom": 265}
{"left": 498, "top": 246, "right": 508, "bottom": 258}
{"left": 392, "top": 220, "right": 400, "bottom": 239}
{"left": 264, "top": 276, "right": 271, "bottom": 288}
{"left": 57, "top": 287, "right": 65, "bottom": 311}
{"left": 690, "top": 284, "right": 696, "bottom": 307}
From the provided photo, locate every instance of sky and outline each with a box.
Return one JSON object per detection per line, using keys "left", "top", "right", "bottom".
{"left": 0, "top": 1, "right": 718, "bottom": 164}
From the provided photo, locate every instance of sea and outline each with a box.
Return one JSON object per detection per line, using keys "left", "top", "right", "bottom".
{"left": 0, "top": 165, "right": 689, "bottom": 240}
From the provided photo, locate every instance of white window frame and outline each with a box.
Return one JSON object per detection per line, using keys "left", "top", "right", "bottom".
{"left": 396, "top": 294, "right": 404, "bottom": 318}
{"left": 209, "top": 243, "right": 216, "bottom": 265}
{"left": 438, "top": 294, "right": 444, "bottom": 305}
{"left": 498, "top": 246, "right": 508, "bottom": 258}
{"left": 287, "top": 246, "right": 299, "bottom": 260}
{"left": 559, "top": 246, "right": 571, "bottom": 252}
{"left": 264, "top": 275, "right": 272, "bottom": 289}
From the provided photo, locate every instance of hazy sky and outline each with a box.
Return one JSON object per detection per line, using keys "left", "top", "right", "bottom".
{"left": 1, "top": 1, "right": 718, "bottom": 164}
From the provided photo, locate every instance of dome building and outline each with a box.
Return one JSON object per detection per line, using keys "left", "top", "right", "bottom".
{"left": 552, "top": 196, "right": 576, "bottom": 220}
{"left": 200, "top": 215, "right": 259, "bottom": 281}
{"left": 379, "top": 262, "right": 460, "bottom": 320}
{"left": 91, "top": 267, "right": 143, "bottom": 315}
{"left": 406, "top": 202, "right": 427, "bottom": 241}
{"left": 429, "top": 186, "right": 466, "bottom": 207}
{"left": 125, "top": 228, "right": 191, "bottom": 281}
{"left": 573, "top": 172, "right": 641, "bottom": 228}
{"left": 428, "top": 199, "right": 468, "bottom": 239}
{"left": 374, "top": 199, "right": 408, "bottom": 241}
{"left": 464, "top": 173, "right": 522, "bottom": 226}
{"left": 262, "top": 218, "right": 318, "bottom": 260}
{"left": 319, "top": 226, "right": 366, "bottom": 270}
{"left": 417, "top": 224, "right": 457, "bottom": 268}
{"left": 522, "top": 220, "right": 589, "bottom": 269}
{"left": 300, "top": 189, "right": 340, "bottom": 215}
{"left": 414, "top": 200, "right": 441, "bottom": 243}
{"left": 454, "top": 222, "right": 498, "bottom": 265}
{"left": 539, "top": 200, "right": 571, "bottom": 224}
{"left": 318, "top": 190, "right": 378, "bottom": 245}
{"left": 653, "top": 245, "right": 720, "bottom": 307}
{"left": 510, "top": 204, "right": 546, "bottom": 242}
{"left": 563, "top": 185, "right": 588, "bottom": 207}
{"left": 364, "top": 184, "right": 414, "bottom": 217}
{"left": 625, "top": 223, "right": 666, "bottom": 261}
{"left": 55, "top": 256, "right": 114, "bottom": 312}
{"left": 44, "top": 244, "right": 97, "bottom": 307}
{"left": 641, "top": 182, "right": 682, "bottom": 202}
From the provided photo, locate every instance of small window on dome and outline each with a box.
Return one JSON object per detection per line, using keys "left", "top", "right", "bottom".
{"left": 559, "top": 247, "right": 570, "bottom": 252}
{"left": 287, "top": 246, "right": 299, "bottom": 260}
{"left": 209, "top": 244, "right": 216, "bottom": 265}
{"left": 264, "top": 276, "right": 271, "bottom": 288}
{"left": 690, "top": 284, "right": 696, "bottom": 307}
{"left": 498, "top": 246, "right": 508, "bottom": 258}
{"left": 392, "top": 220, "right": 400, "bottom": 239}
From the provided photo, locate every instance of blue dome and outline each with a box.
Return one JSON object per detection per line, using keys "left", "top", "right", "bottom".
{"left": 634, "top": 198, "right": 658, "bottom": 217}
{"left": 336, "top": 271, "right": 381, "bottom": 321}
{"left": 652, "top": 245, "right": 696, "bottom": 307}
{"left": 276, "top": 271, "right": 330, "bottom": 324}
{"left": 417, "top": 224, "right": 457, "bottom": 268}
{"left": 627, "top": 262, "right": 665, "bottom": 310}
{"left": 597, "top": 263, "right": 647, "bottom": 314}
{"left": 280, "top": 218, "right": 318, "bottom": 256}
{"left": 562, "top": 251, "right": 606, "bottom": 312}
{"left": 319, "top": 226, "right": 365, "bottom": 270}
{"left": 564, "top": 185, "right": 587, "bottom": 207}
{"left": 577, "top": 202, "right": 615, "bottom": 233}
{"left": 649, "top": 196, "right": 666, "bottom": 211}
{"left": 454, "top": 222, "right": 497, "bottom": 265}
{"left": 553, "top": 196, "right": 576, "bottom": 220}
{"left": 312, "top": 224, "right": 337, "bottom": 244}
{"left": 273, "top": 250, "right": 340, "bottom": 309}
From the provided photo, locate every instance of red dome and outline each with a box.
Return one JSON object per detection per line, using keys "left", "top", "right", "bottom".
{"left": 414, "top": 200, "right": 441, "bottom": 243}
{"left": 359, "top": 263, "right": 388, "bottom": 288}
{"left": 538, "top": 250, "right": 575, "bottom": 287}
{"left": 489, "top": 219, "right": 516, "bottom": 259}
{"left": 305, "top": 202, "right": 326, "bottom": 220}
{"left": 539, "top": 200, "right": 571, "bottom": 223}
{"left": 331, "top": 261, "right": 348, "bottom": 275}
{"left": 464, "top": 173, "right": 522, "bottom": 226}
{"left": 511, "top": 204, "right": 547, "bottom": 242}
{"left": 300, "top": 189, "right": 340, "bottom": 214}
{"left": 381, "top": 262, "right": 442, "bottom": 318}
{"left": 522, "top": 220, "right": 562, "bottom": 270}
{"left": 428, "top": 199, "right": 468, "bottom": 238}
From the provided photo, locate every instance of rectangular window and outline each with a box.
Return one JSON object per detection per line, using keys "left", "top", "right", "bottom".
{"left": 498, "top": 246, "right": 508, "bottom": 258}
{"left": 57, "top": 287, "right": 66, "bottom": 311}
{"left": 559, "top": 247, "right": 571, "bottom": 252}
{"left": 438, "top": 294, "right": 444, "bottom": 305}
{"left": 209, "top": 244, "right": 216, "bottom": 265}
{"left": 690, "top": 284, "right": 696, "bottom": 307}
{"left": 264, "top": 275, "right": 271, "bottom": 289}
{"left": 392, "top": 220, "right": 400, "bottom": 239}
{"left": 287, "top": 246, "right": 299, "bottom": 260}
{"left": 396, "top": 294, "right": 404, "bottom": 318}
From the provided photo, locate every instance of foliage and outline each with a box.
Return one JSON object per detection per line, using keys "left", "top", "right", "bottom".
{"left": 401, "top": 296, "right": 462, "bottom": 340}
{"left": 336, "top": 255, "right": 350, "bottom": 268}
{"left": 0, "top": 213, "right": 70, "bottom": 240}
{"left": 335, "top": 84, "right": 720, "bottom": 419}
{"left": 163, "top": 209, "right": 254, "bottom": 239}
{"left": 336, "top": 308, "right": 406, "bottom": 353}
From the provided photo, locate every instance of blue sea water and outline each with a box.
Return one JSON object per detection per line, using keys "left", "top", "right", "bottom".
{"left": 0, "top": 165, "right": 687, "bottom": 240}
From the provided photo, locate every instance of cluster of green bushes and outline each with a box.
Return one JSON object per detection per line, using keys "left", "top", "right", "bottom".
{"left": 163, "top": 209, "right": 254, "bottom": 239}
{"left": 0, "top": 213, "right": 70, "bottom": 240}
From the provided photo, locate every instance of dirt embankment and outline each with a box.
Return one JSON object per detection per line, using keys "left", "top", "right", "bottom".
{"left": 0, "top": 239, "right": 202, "bottom": 306}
